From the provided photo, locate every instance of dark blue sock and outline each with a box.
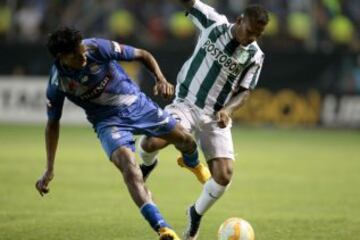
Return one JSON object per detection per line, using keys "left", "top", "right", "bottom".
{"left": 182, "top": 149, "right": 199, "bottom": 168}
{"left": 140, "top": 203, "right": 170, "bottom": 232}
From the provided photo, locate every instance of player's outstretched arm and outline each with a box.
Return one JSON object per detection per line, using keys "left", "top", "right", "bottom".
{"left": 35, "top": 119, "right": 59, "bottom": 196}
{"left": 216, "top": 88, "right": 250, "bottom": 128}
{"left": 224, "top": 88, "right": 251, "bottom": 113}
{"left": 179, "top": 0, "right": 196, "bottom": 11}
{"left": 133, "top": 48, "right": 174, "bottom": 99}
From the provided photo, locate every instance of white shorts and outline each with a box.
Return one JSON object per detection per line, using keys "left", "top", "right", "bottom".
{"left": 165, "top": 100, "right": 234, "bottom": 161}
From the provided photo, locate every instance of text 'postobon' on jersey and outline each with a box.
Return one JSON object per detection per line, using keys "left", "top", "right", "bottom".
{"left": 175, "top": 0, "right": 265, "bottom": 114}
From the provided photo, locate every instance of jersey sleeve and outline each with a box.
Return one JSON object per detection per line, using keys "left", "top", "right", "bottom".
{"left": 46, "top": 67, "right": 65, "bottom": 121}
{"left": 94, "top": 38, "right": 135, "bottom": 61}
{"left": 239, "top": 55, "right": 264, "bottom": 90}
{"left": 187, "top": 0, "right": 228, "bottom": 31}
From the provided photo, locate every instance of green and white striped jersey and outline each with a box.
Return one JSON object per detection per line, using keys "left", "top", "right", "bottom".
{"left": 175, "top": 0, "right": 265, "bottom": 114}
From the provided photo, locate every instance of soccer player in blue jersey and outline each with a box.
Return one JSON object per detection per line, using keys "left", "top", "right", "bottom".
{"left": 34, "top": 27, "right": 209, "bottom": 240}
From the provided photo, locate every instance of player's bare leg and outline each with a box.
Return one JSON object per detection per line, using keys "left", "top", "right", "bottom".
{"left": 139, "top": 123, "right": 210, "bottom": 183}
{"left": 184, "top": 158, "right": 233, "bottom": 240}
{"left": 111, "top": 147, "right": 180, "bottom": 240}
{"left": 208, "top": 158, "right": 233, "bottom": 186}
{"left": 111, "top": 147, "right": 150, "bottom": 206}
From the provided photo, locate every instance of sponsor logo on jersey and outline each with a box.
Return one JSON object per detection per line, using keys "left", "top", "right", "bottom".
{"left": 80, "top": 76, "right": 110, "bottom": 100}
{"left": 89, "top": 63, "right": 101, "bottom": 74}
{"left": 202, "top": 39, "right": 248, "bottom": 76}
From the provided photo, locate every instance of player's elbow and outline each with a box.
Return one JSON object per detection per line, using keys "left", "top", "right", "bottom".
{"left": 134, "top": 48, "right": 151, "bottom": 61}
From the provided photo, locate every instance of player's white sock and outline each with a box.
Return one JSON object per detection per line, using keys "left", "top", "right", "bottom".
{"left": 194, "top": 178, "right": 229, "bottom": 215}
{"left": 138, "top": 136, "right": 159, "bottom": 166}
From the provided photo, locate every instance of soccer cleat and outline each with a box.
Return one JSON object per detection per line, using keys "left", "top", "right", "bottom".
{"left": 158, "top": 227, "right": 181, "bottom": 240}
{"left": 177, "top": 157, "right": 211, "bottom": 184}
{"left": 183, "top": 205, "right": 202, "bottom": 240}
{"left": 140, "top": 159, "right": 158, "bottom": 181}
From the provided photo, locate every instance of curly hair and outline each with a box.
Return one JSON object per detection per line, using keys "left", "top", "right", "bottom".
{"left": 244, "top": 5, "right": 269, "bottom": 27}
{"left": 47, "top": 27, "right": 83, "bottom": 58}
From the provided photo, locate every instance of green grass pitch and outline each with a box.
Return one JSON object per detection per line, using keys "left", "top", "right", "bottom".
{"left": 0, "top": 124, "right": 359, "bottom": 240}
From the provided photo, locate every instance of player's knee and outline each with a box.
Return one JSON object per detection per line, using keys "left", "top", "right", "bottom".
{"left": 178, "top": 132, "right": 196, "bottom": 153}
{"left": 111, "top": 155, "right": 124, "bottom": 170}
{"left": 185, "top": 134, "right": 196, "bottom": 150}
{"left": 213, "top": 166, "right": 233, "bottom": 186}
{"left": 214, "top": 174, "right": 232, "bottom": 186}
{"left": 122, "top": 165, "right": 143, "bottom": 184}
{"left": 111, "top": 148, "right": 129, "bottom": 168}
{"left": 111, "top": 147, "right": 143, "bottom": 183}
{"left": 140, "top": 137, "right": 158, "bottom": 153}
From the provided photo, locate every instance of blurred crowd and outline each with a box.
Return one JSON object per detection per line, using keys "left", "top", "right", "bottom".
{"left": 0, "top": 0, "right": 359, "bottom": 52}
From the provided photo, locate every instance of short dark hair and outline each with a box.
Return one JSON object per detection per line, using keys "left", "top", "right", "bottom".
{"left": 47, "top": 27, "right": 83, "bottom": 58}
{"left": 243, "top": 5, "right": 269, "bottom": 26}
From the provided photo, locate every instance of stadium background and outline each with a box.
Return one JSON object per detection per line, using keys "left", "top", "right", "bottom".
{"left": 0, "top": 0, "right": 359, "bottom": 239}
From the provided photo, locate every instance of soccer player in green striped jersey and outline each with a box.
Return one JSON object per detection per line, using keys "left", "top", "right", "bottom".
{"left": 139, "top": 1, "right": 269, "bottom": 239}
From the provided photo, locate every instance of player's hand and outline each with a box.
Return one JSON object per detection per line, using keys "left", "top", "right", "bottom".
{"left": 153, "top": 78, "right": 174, "bottom": 99}
{"left": 216, "top": 109, "right": 232, "bottom": 128}
{"left": 35, "top": 170, "right": 54, "bottom": 197}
